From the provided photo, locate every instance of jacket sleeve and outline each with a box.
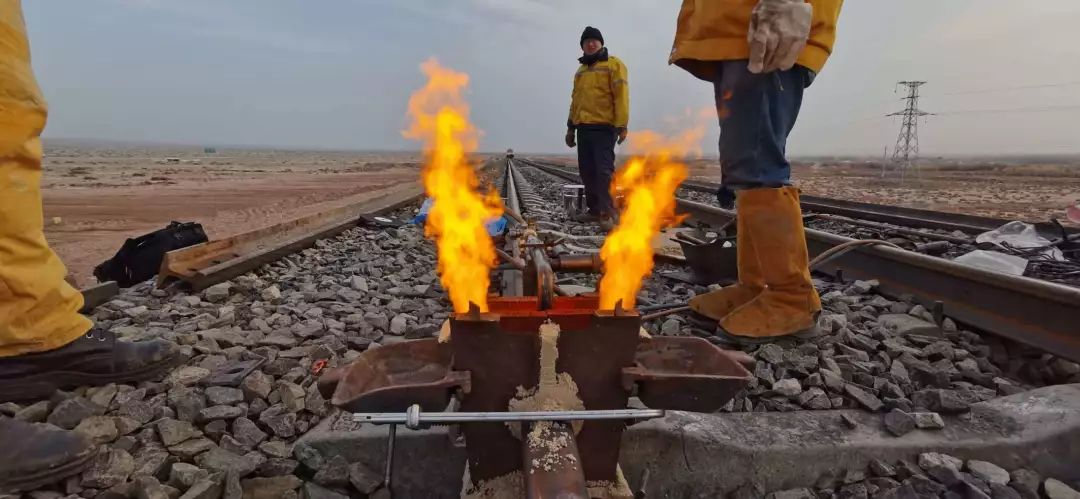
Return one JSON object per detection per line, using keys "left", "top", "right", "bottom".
{"left": 612, "top": 59, "right": 629, "bottom": 129}
{"left": 0, "top": 0, "right": 49, "bottom": 157}
{"left": 567, "top": 70, "right": 577, "bottom": 130}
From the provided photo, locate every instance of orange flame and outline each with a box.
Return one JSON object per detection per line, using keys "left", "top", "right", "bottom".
{"left": 403, "top": 58, "right": 503, "bottom": 313}
{"left": 598, "top": 127, "right": 706, "bottom": 310}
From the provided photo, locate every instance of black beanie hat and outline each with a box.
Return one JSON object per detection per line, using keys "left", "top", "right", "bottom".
{"left": 580, "top": 26, "right": 604, "bottom": 47}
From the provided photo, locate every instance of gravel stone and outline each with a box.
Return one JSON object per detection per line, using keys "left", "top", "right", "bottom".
{"left": 347, "top": 461, "right": 382, "bottom": 494}
{"left": 883, "top": 409, "right": 916, "bottom": 436}
{"left": 157, "top": 419, "right": 203, "bottom": 447}
{"left": 133, "top": 476, "right": 171, "bottom": 499}
{"left": 119, "top": 399, "right": 157, "bottom": 425}
{"left": 773, "top": 378, "right": 802, "bottom": 398}
{"left": 178, "top": 478, "right": 222, "bottom": 499}
{"left": 169, "top": 463, "right": 209, "bottom": 489}
{"left": 1009, "top": 469, "right": 1041, "bottom": 499}
{"left": 796, "top": 387, "right": 832, "bottom": 410}
{"left": 168, "top": 437, "right": 215, "bottom": 459}
{"left": 840, "top": 413, "right": 858, "bottom": 429}
{"left": 913, "top": 412, "right": 945, "bottom": 429}
{"left": 242, "top": 371, "right": 274, "bottom": 401}
{"left": 964, "top": 461, "right": 1010, "bottom": 486}
{"left": 168, "top": 367, "right": 211, "bottom": 386}
{"left": 769, "top": 489, "right": 815, "bottom": 499}
{"left": 1044, "top": 479, "right": 1080, "bottom": 499}
{"left": 81, "top": 448, "right": 135, "bottom": 488}
{"left": 257, "top": 458, "right": 298, "bottom": 477}
{"left": 259, "top": 441, "right": 293, "bottom": 459}
{"left": 221, "top": 434, "right": 253, "bottom": 454}
{"left": 990, "top": 483, "right": 1022, "bottom": 499}
{"left": 919, "top": 452, "right": 962, "bottom": 471}
{"left": 200, "top": 405, "right": 244, "bottom": 422}
{"left": 912, "top": 389, "right": 970, "bottom": 413}
{"left": 844, "top": 384, "right": 883, "bottom": 411}
{"left": 276, "top": 382, "right": 306, "bottom": 413}
{"left": 240, "top": 476, "right": 302, "bottom": 499}
{"left": 14, "top": 400, "right": 50, "bottom": 422}
{"left": 313, "top": 456, "right": 350, "bottom": 487}
{"left": 204, "top": 283, "right": 232, "bottom": 303}
{"left": 302, "top": 482, "right": 349, "bottom": 499}
{"left": 233, "top": 417, "right": 269, "bottom": 448}
{"left": 259, "top": 405, "right": 297, "bottom": 438}
{"left": 869, "top": 459, "right": 896, "bottom": 477}
{"left": 74, "top": 416, "right": 120, "bottom": 444}
{"left": 48, "top": 397, "right": 105, "bottom": 430}
{"left": 195, "top": 448, "right": 260, "bottom": 477}
{"left": 132, "top": 449, "right": 171, "bottom": 479}
{"left": 168, "top": 387, "right": 207, "bottom": 423}
{"left": 206, "top": 387, "right": 245, "bottom": 406}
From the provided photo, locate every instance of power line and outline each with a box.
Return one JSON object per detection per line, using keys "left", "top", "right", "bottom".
{"left": 940, "top": 81, "right": 1080, "bottom": 96}
{"left": 935, "top": 104, "right": 1080, "bottom": 115}
{"left": 886, "top": 81, "right": 932, "bottom": 181}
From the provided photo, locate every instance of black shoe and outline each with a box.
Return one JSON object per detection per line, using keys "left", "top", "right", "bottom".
{"left": 572, "top": 212, "right": 601, "bottom": 223}
{"left": 0, "top": 417, "right": 98, "bottom": 492}
{"left": 0, "top": 328, "right": 179, "bottom": 402}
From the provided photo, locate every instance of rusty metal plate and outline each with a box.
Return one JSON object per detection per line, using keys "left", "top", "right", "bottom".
{"left": 331, "top": 339, "right": 469, "bottom": 413}
{"left": 623, "top": 336, "right": 752, "bottom": 413}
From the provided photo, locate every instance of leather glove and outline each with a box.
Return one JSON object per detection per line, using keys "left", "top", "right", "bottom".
{"left": 565, "top": 129, "right": 576, "bottom": 148}
{"left": 617, "top": 127, "right": 628, "bottom": 145}
{"left": 748, "top": 0, "right": 813, "bottom": 74}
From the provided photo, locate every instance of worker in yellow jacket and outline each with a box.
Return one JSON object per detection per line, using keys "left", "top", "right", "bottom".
{"left": 0, "top": 1, "right": 178, "bottom": 490}
{"left": 674, "top": 0, "right": 844, "bottom": 345}
{"left": 566, "top": 26, "right": 629, "bottom": 227}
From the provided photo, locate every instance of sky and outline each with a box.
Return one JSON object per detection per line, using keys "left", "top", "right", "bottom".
{"left": 22, "top": 0, "right": 1080, "bottom": 157}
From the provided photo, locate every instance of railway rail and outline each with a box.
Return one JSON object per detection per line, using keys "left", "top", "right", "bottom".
{"left": 516, "top": 157, "right": 1080, "bottom": 364}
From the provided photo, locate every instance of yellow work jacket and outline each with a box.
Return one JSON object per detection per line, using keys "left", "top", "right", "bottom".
{"left": 669, "top": 0, "right": 844, "bottom": 81}
{"left": 567, "top": 55, "right": 629, "bottom": 129}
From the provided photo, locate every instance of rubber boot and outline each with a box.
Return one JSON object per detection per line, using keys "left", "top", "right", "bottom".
{"left": 0, "top": 417, "right": 97, "bottom": 492}
{"left": 719, "top": 187, "right": 821, "bottom": 340}
{"left": 688, "top": 210, "right": 765, "bottom": 322}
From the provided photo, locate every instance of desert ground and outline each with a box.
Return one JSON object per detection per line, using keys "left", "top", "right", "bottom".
{"left": 40, "top": 142, "right": 424, "bottom": 287}
{"left": 41, "top": 144, "right": 1080, "bottom": 288}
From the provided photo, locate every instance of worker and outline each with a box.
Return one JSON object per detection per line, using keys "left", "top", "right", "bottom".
{"left": 0, "top": 1, "right": 179, "bottom": 490}
{"left": 675, "top": 0, "right": 844, "bottom": 345}
{"left": 565, "top": 26, "right": 629, "bottom": 229}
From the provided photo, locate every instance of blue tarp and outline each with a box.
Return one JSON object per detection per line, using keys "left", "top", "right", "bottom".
{"left": 412, "top": 198, "right": 508, "bottom": 237}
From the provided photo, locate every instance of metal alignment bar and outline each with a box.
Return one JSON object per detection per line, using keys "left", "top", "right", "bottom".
{"left": 352, "top": 406, "right": 665, "bottom": 428}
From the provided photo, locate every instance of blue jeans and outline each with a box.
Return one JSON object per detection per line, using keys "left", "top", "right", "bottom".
{"left": 712, "top": 61, "right": 814, "bottom": 208}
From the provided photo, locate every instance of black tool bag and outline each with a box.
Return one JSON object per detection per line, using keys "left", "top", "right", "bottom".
{"left": 93, "top": 221, "right": 208, "bottom": 287}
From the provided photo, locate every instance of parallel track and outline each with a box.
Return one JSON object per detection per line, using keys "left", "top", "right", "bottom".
{"left": 518, "top": 157, "right": 1080, "bottom": 363}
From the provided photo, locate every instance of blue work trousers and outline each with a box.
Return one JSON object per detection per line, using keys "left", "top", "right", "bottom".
{"left": 713, "top": 61, "right": 814, "bottom": 208}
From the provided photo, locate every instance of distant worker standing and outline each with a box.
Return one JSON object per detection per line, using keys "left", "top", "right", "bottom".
{"left": 672, "top": 0, "right": 844, "bottom": 344}
{"left": 0, "top": 1, "right": 179, "bottom": 490}
{"left": 565, "top": 26, "right": 629, "bottom": 228}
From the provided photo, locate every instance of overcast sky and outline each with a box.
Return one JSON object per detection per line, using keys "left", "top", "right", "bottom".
{"left": 23, "top": 0, "right": 1080, "bottom": 156}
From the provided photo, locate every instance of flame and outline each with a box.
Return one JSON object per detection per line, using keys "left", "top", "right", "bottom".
{"left": 598, "top": 127, "right": 706, "bottom": 310}
{"left": 403, "top": 58, "right": 502, "bottom": 313}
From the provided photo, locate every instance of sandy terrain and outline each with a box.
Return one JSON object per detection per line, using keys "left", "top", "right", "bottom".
{"left": 40, "top": 142, "right": 424, "bottom": 286}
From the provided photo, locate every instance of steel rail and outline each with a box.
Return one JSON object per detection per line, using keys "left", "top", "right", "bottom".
{"left": 523, "top": 159, "right": 1080, "bottom": 362}
{"left": 502, "top": 158, "right": 525, "bottom": 297}
{"left": 526, "top": 158, "right": 1078, "bottom": 239}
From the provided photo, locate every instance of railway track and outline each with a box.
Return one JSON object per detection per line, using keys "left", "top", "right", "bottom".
{"left": 19, "top": 154, "right": 1073, "bottom": 498}
{"left": 516, "top": 157, "right": 1080, "bottom": 364}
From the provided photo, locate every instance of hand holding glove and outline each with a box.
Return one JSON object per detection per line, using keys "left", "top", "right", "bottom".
{"left": 617, "top": 127, "right": 628, "bottom": 145}
{"left": 565, "top": 129, "right": 576, "bottom": 148}
{"left": 748, "top": 0, "right": 813, "bottom": 74}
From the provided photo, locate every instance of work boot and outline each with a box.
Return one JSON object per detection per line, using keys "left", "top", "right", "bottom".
{"left": 0, "top": 416, "right": 97, "bottom": 492}
{"left": 688, "top": 210, "right": 765, "bottom": 327}
{"left": 572, "top": 211, "right": 601, "bottom": 223}
{"left": 717, "top": 187, "right": 821, "bottom": 344}
{"left": 0, "top": 328, "right": 179, "bottom": 402}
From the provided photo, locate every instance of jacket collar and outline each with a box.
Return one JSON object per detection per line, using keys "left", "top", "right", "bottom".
{"left": 578, "top": 47, "right": 609, "bottom": 66}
